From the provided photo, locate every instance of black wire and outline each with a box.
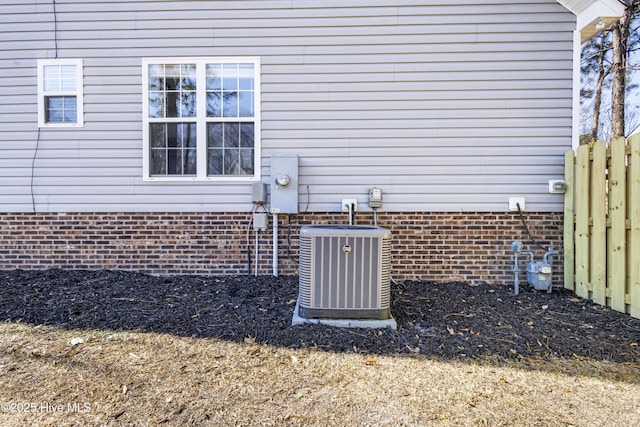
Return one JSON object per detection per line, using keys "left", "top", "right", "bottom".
{"left": 52, "top": 0, "right": 58, "bottom": 58}
{"left": 31, "top": 128, "right": 41, "bottom": 213}
{"left": 304, "top": 185, "right": 310, "bottom": 213}
{"left": 286, "top": 214, "right": 292, "bottom": 259}
{"left": 516, "top": 203, "right": 548, "bottom": 252}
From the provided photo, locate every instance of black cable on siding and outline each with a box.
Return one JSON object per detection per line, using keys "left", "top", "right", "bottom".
{"left": 31, "top": 1, "right": 59, "bottom": 212}
{"left": 53, "top": 0, "right": 58, "bottom": 58}
{"left": 31, "top": 129, "right": 41, "bottom": 213}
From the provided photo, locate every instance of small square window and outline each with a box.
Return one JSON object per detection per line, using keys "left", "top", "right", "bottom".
{"left": 37, "top": 59, "right": 83, "bottom": 127}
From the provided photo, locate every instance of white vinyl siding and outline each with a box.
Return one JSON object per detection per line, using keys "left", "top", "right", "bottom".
{"left": 0, "top": 0, "right": 575, "bottom": 213}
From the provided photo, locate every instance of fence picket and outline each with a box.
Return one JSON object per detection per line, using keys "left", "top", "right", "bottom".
{"left": 629, "top": 134, "right": 640, "bottom": 318}
{"left": 609, "top": 137, "right": 627, "bottom": 312}
{"left": 591, "top": 141, "right": 607, "bottom": 305}
{"left": 575, "top": 145, "right": 590, "bottom": 299}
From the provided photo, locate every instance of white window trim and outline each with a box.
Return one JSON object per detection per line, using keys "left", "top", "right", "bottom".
{"left": 37, "top": 59, "right": 84, "bottom": 128}
{"left": 142, "top": 57, "right": 261, "bottom": 182}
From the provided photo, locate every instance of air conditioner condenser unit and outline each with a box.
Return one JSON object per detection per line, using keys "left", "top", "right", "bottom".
{"left": 296, "top": 225, "right": 393, "bottom": 323}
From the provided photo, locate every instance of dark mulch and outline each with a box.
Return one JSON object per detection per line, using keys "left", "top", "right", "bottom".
{"left": 1, "top": 269, "right": 639, "bottom": 362}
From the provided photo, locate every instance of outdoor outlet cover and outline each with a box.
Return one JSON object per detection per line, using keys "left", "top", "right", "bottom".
{"left": 548, "top": 179, "right": 567, "bottom": 194}
{"left": 341, "top": 198, "right": 358, "bottom": 212}
{"left": 508, "top": 197, "right": 525, "bottom": 211}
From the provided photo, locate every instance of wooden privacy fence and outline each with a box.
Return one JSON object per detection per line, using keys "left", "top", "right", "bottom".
{"left": 564, "top": 134, "right": 640, "bottom": 319}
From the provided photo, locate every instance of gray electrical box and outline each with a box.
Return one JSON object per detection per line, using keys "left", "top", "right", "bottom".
{"left": 253, "top": 212, "right": 268, "bottom": 231}
{"left": 252, "top": 183, "right": 268, "bottom": 205}
{"left": 270, "top": 154, "right": 299, "bottom": 214}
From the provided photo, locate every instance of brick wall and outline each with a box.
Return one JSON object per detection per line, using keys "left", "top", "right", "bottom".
{"left": 0, "top": 211, "right": 563, "bottom": 285}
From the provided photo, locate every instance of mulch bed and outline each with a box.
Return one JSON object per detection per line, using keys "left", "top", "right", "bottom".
{"left": 1, "top": 269, "right": 639, "bottom": 362}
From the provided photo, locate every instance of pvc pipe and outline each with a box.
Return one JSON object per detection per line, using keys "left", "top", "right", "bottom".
{"left": 255, "top": 230, "right": 258, "bottom": 277}
{"left": 512, "top": 241, "right": 522, "bottom": 295}
{"left": 273, "top": 213, "right": 278, "bottom": 277}
{"left": 513, "top": 251, "right": 519, "bottom": 295}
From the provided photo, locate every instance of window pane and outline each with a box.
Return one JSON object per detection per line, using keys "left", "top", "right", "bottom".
{"left": 180, "top": 92, "right": 196, "bottom": 117}
{"left": 181, "top": 64, "right": 196, "bottom": 90}
{"left": 45, "top": 96, "right": 77, "bottom": 123}
{"left": 222, "top": 64, "right": 238, "bottom": 90}
{"left": 150, "top": 123, "right": 166, "bottom": 148}
{"left": 150, "top": 64, "right": 196, "bottom": 118}
{"left": 148, "top": 92, "right": 165, "bottom": 118}
{"left": 208, "top": 149, "right": 223, "bottom": 175}
{"left": 60, "top": 65, "right": 77, "bottom": 91}
{"left": 238, "top": 91, "right": 254, "bottom": 117}
{"left": 223, "top": 91, "right": 238, "bottom": 117}
{"left": 148, "top": 64, "right": 163, "bottom": 90}
{"left": 179, "top": 123, "right": 197, "bottom": 148}
{"left": 240, "top": 123, "right": 254, "bottom": 148}
{"left": 62, "top": 97, "right": 77, "bottom": 122}
{"left": 151, "top": 149, "right": 166, "bottom": 175}
{"left": 224, "top": 149, "right": 240, "bottom": 175}
{"left": 165, "top": 90, "right": 196, "bottom": 118}
{"left": 43, "top": 65, "right": 61, "bottom": 91}
{"left": 166, "top": 123, "right": 180, "bottom": 147}
{"left": 206, "top": 92, "right": 222, "bottom": 117}
{"left": 207, "top": 122, "right": 254, "bottom": 176}
{"left": 207, "top": 123, "right": 224, "bottom": 148}
{"left": 167, "top": 149, "right": 183, "bottom": 174}
{"left": 46, "top": 97, "right": 63, "bottom": 122}
{"left": 206, "top": 64, "right": 222, "bottom": 90}
{"left": 238, "top": 64, "right": 254, "bottom": 90}
{"left": 149, "top": 123, "right": 197, "bottom": 176}
{"left": 166, "top": 91, "right": 180, "bottom": 117}
{"left": 226, "top": 123, "right": 239, "bottom": 147}
{"left": 240, "top": 149, "right": 254, "bottom": 175}
{"left": 164, "top": 64, "right": 180, "bottom": 90}
{"left": 185, "top": 148, "right": 197, "bottom": 174}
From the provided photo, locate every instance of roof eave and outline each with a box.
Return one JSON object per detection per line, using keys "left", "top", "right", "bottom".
{"left": 556, "top": 0, "right": 626, "bottom": 41}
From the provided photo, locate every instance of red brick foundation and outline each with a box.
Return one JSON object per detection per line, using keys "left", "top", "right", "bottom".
{"left": 0, "top": 211, "right": 563, "bottom": 285}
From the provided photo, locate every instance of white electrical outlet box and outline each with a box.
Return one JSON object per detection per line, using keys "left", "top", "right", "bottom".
{"left": 509, "top": 197, "right": 525, "bottom": 211}
{"left": 341, "top": 198, "right": 358, "bottom": 212}
{"left": 548, "top": 180, "right": 567, "bottom": 194}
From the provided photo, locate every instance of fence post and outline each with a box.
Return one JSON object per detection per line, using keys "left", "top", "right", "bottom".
{"left": 564, "top": 150, "right": 575, "bottom": 291}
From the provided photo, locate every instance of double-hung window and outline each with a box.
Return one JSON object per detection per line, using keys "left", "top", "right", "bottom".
{"left": 142, "top": 57, "right": 260, "bottom": 181}
{"left": 37, "top": 59, "right": 84, "bottom": 128}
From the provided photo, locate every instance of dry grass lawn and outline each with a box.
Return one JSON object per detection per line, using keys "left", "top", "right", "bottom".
{"left": 1, "top": 322, "right": 639, "bottom": 426}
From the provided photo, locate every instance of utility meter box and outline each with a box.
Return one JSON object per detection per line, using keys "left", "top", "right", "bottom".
{"left": 270, "top": 154, "right": 299, "bottom": 214}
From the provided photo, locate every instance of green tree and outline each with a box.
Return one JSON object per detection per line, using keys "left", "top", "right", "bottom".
{"left": 581, "top": 0, "right": 640, "bottom": 142}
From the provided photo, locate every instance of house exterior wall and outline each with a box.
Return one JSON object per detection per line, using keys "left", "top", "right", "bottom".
{"left": 0, "top": 1, "right": 572, "bottom": 282}
{"left": 0, "top": 0, "right": 574, "bottom": 213}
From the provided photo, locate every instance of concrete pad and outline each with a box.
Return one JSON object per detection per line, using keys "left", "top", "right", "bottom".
{"left": 292, "top": 299, "right": 397, "bottom": 330}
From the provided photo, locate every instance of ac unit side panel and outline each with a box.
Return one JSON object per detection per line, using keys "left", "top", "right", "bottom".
{"left": 298, "top": 235, "right": 312, "bottom": 308}
{"left": 380, "top": 235, "right": 391, "bottom": 307}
